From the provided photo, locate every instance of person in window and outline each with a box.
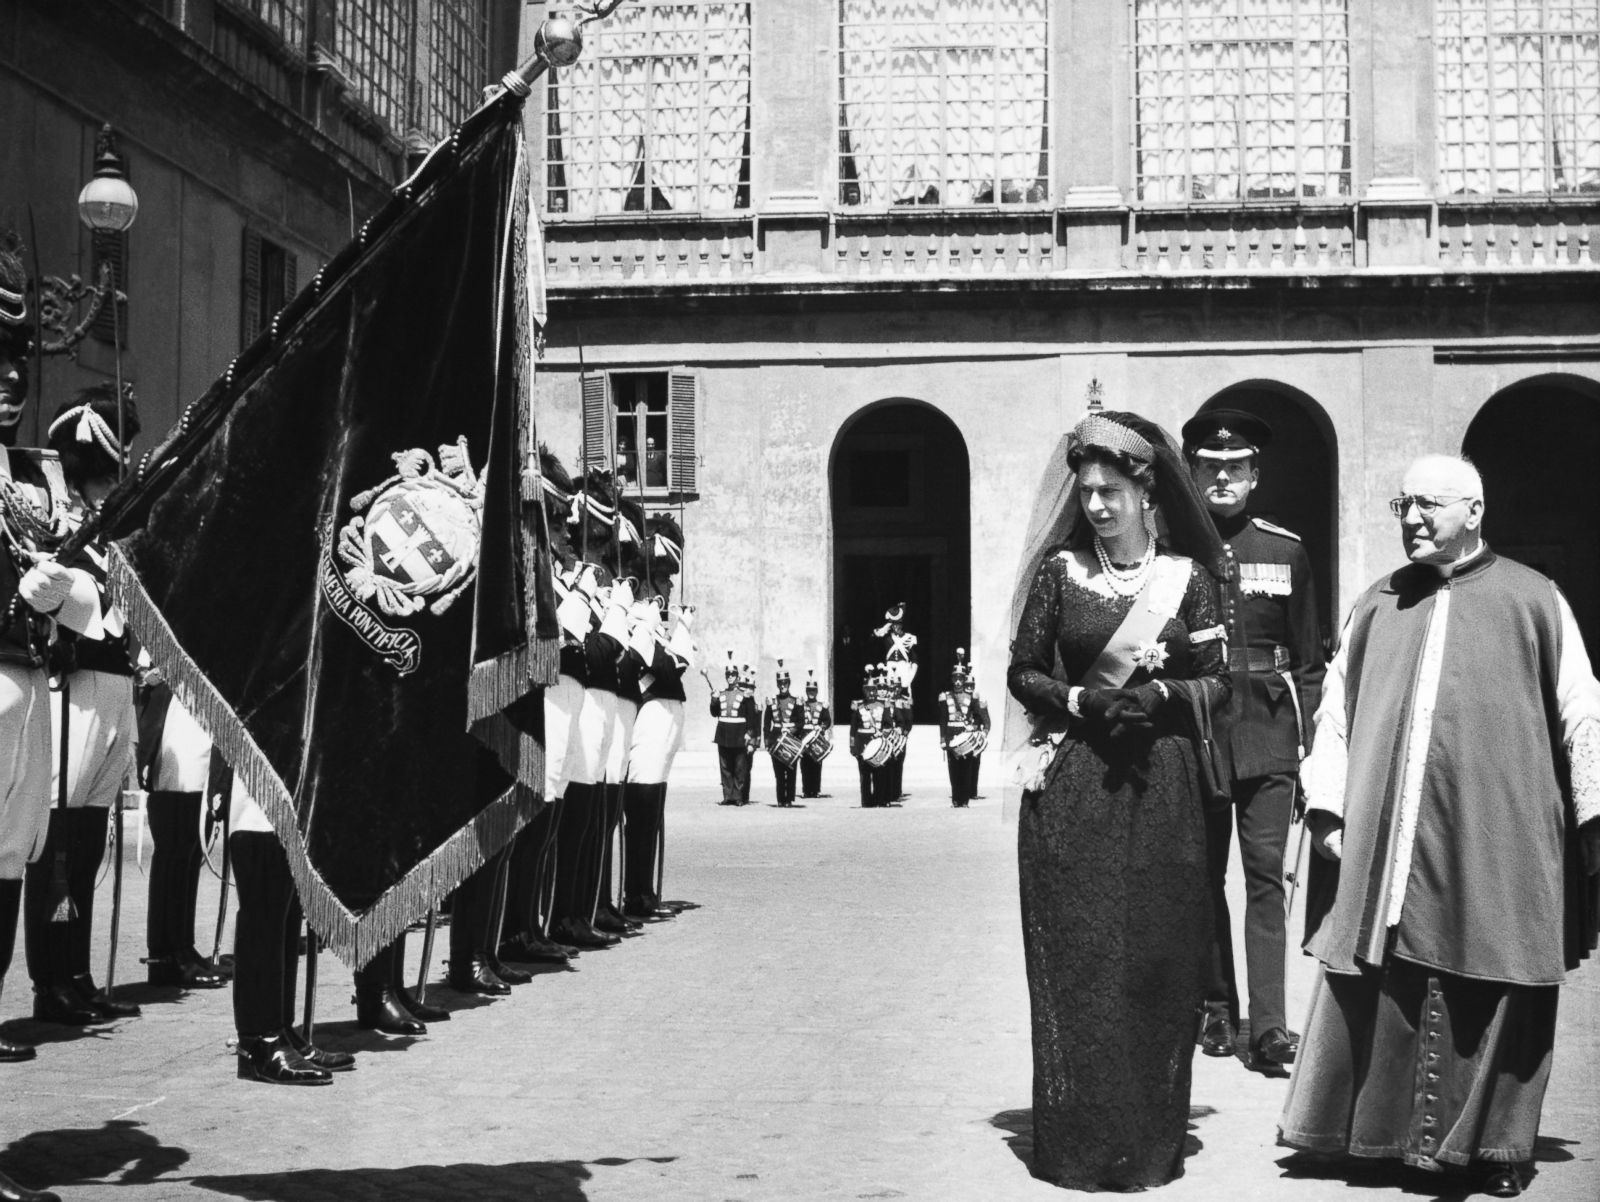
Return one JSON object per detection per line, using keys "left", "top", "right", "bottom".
{"left": 1005, "top": 410, "right": 1230, "bottom": 1191}
{"left": 643, "top": 435, "right": 668, "bottom": 489}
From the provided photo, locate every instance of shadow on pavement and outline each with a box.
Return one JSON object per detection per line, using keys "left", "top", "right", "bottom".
{"left": 1275, "top": 1151, "right": 1531, "bottom": 1200}
{"left": 990, "top": 1107, "right": 1207, "bottom": 1178}
{"left": 187, "top": 1156, "right": 678, "bottom": 1200}
{"left": 1, "top": 1119, "right": 189, "bottom": 1188}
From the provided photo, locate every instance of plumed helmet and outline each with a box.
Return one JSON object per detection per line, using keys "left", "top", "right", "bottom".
{"left": 724, "top": 650, "right": 738, "bottom": 682}
{"left": 805, "top": 669, "right": 819, "bottom": 696}
{"left": 775, "top": 659, "right": 790, "bottom": 688}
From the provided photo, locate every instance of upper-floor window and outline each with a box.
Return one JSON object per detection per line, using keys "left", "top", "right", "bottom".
{"left": 581, "top": 369, "right": 699, "bottom": 497}
{"left": 334, "top": 0, "right": 414, "bottom": 133}
{"left": 545, "top": 3, "right": 752, "bottom": 217}
{"left": 1133, "top": 0, "right": 1352, "bottom": 203}
{"left": 222, "top": 0, "right": 309, "bottom": 47}
{"left": 428, "top": 2, "right": 492, "bottom": 141}
{"left": 1436, "top": 0, "right": 1600, "bottom": 196}
{"left": 837, "top": 0, "right": 1050, "bottom": 208}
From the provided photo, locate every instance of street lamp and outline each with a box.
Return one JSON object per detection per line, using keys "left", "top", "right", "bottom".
{"left": 77, "top": 125, "right": 138, "bottom": 234}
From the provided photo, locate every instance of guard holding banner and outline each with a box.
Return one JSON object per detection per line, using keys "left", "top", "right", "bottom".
{"left": 1183, "top": 408, "right": 1324, "bottom": 1071}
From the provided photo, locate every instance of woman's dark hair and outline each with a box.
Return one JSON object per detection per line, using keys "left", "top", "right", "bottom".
{"left": 1065, "top": 441, "right": 1157, "bottom": 495}
{"left": 48, "top": 383, "right": 140, "bottom": 490}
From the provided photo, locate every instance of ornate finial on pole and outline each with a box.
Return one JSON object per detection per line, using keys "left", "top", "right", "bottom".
{"left": 502, "top": 1, "right": 632, "bottom": 94}
{"left": 1086, "top": 377, "right": 1104, "bottom": 413}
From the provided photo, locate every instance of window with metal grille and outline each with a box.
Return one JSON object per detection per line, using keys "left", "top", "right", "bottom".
{"left": 580, "top": 370, "right": 698, "bottom": 497}
{"left": 1437, "top": 0, "right": 1600, "bottom": 195}
{"left": 241, "top": 228, "right": 298, "bottom": 348}
{"left": 545, "top": 2, "right": 751, "bottom": 216}
{"left": 221, "top": 0, "right": 309, "bottom": 47}
{"left": 837, "top": 0, "right": 1050, "bottom": 208}
{"left": 428, "top": 0, "right": 490, "bottom": 141}
{"left": 334, "top": 0, "right": 415, "bottom": 133}
{"left": 1133, "top": 0, "right": 1352, "bottom": 202}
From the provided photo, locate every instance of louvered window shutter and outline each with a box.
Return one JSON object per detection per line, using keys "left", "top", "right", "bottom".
{"left": 89, "top": 231, "right": 127, "bottom": 346}
{"left": 240, "top": 228, "right": 262, "bottom": 348}
{"left": 668, "top": 367, "right": 697, "bottom": 494}
{"left": 283, "top": 251, "right": 298, "bottom": 308}
{"left": 580, "top": 373, "right": 609, "bottom": 474}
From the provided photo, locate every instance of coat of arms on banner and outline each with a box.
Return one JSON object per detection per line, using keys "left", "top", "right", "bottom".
{"left": 319, "top": 439, "right": 484, "bottom": 674}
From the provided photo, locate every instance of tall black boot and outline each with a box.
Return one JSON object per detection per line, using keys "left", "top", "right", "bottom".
{"left": 623, "top": 782, "right": 664, "bottom": 916}
{"left": 66, "top": 807, "right": 137, "bottom": 1019}
{"left": 480, "top": 849, "right": 531, "bottom": 985}
{"left": 23, "top": 812, "right": 98, "bottom": 1025}
{"left": 594, "top": 784, "right": 637, "bottom": 934}
{"left": 548, "top": 783, "right": 616, "bottom": 949}
{"left": 144, "top": 790, "right": 198, "bottom": 963}
{"left": 0, "top": 878, "right": 36, "bottom": 1060}
{"left": 355, "top": 940, "right": 425, "bottom": 1034}
{"left": 446, "top": 861, "right": 509, "bottom": 995}
{"left": 390, "top": 929, "right": 448, "bottom": 1022}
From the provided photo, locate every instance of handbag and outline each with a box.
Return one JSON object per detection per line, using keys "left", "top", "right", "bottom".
{"left": 1184, "top": 687, "right": 1230, "bottom": 808}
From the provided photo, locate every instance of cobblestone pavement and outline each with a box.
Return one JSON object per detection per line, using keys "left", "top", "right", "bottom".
{"left": 3, "top": 731, "right": 1597, "bottom": 1201}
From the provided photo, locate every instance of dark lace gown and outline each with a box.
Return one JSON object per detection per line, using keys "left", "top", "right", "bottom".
{"left": 1007, "top": 548, "right": 1228, "bottom": 1191}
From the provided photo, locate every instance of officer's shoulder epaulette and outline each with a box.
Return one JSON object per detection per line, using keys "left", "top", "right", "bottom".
{"left": 938, "top": 691, "right": 949, "bottom": 701}
{"left": 1250, "top": 516, "right": 1301, "bottom": 542}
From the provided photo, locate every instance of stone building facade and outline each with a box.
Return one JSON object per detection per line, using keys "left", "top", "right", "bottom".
{"left": 527, "top": 0, "right": 1600, "bottom": 742}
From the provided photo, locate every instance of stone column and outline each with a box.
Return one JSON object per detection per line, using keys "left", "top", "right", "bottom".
{"left": 1059, "top": 0, "right": 1129, "bottom": 270}
{"left": 1360, "top": 0, "right": 1434, "bottom": 266}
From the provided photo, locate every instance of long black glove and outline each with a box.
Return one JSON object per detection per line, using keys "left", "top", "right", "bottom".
{"left": 1105, "top": 683, "right": 1168, "bottom": 736}
{"left": 1077, "top": 688, "right": 1144, "bottom": 733}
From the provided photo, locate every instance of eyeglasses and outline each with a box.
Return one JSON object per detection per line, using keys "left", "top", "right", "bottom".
{"left": 1388, "top": 494, "right": 1474, "bottom": 518}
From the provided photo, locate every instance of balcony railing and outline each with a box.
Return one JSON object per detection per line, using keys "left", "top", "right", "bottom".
{"left": 1437, "top": 200, "right": 1600, "bottom": 269}
{"left": 543, "top": 197, "right": 1599, "bottom": 285}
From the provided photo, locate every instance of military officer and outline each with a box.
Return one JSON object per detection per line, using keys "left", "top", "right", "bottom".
{"left": 875, "top": 603, "right": 918, "bottom": 694}
{"left": 849, "top": 665, "right": 893, "bottom": 808}
{"left": 707, "top": 653, "right": 756, "bottom": 805}
{"left": 762, "top": 661, "right": 803, "bottom": 806}
{"left": 938, "top": 649, "right": 990, "bottom": 807}
{"left": 796, "top": 670, "right": 832, "bottom": 799}
{"left": 737, "top": 663, "right": 758, "bottom": 804}
{"left": 1183, "top": 408, "right": 1325, "bottom": 1072}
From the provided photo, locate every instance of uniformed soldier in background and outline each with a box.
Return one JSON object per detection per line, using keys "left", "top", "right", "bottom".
{"left": 1183, "top": 408, "right": 1325, "bottom": 1072}
{"left": 886, "top": 677, "right": 913, "bottom": 800}
{"left": 875, "top": 603, "right": 918, "bottom": 694}
{"left": 706, "top": 654, "right": 756, "bottom": 805}
{"left": 938, "top": 649, "right": 990, "bottom": 808}
{"left": 849, "top": 665, "right": 893, "bottom": 808}
{"left": 762, "top": 661, "right": 803, "bottom": 806}
{"left": 796, "top": 670, "right": 832, "bottom": 799}
{"left": 737, "top": 663, "right": 758, "bottom": 804}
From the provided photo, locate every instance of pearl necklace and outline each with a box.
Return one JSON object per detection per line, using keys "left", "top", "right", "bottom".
{"left": 1093, "top": 535, "right": 1155, "bottom": 598}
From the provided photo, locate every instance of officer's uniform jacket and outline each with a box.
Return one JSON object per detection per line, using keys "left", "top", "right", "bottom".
{"left": 938, "top": 688, "right": 990, "bottom": 749}
{"left": 710, "top": 685, "right": 757, "bottom": 749}
{"left": 762, "top": 692, "right": 802, "bottom": 752}
{"left": 849, "top": 696, "right": 889, "bottom": 756}
{"left": 1213, "top": 512, "right": 1325, "bottom": 781}
{"left": 0, "top": 448, "right": 67, "bottom": 669}
{"left": 798, "top": 697, "right": 832, "bottom": 745}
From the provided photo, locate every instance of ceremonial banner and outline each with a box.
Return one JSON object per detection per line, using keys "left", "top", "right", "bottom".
{"left": 99, "top": 99, "right": 557, "bottom": 968}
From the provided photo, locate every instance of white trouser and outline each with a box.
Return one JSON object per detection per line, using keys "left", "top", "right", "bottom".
{"left": 570, "top": 687, "right": 618, "bottom": 787}
{"left": 628, "top": 698, "right": 685, "bottom": 785}
{"left": 604, "top": 697, "right": 638, "bottom": 784}
{"left": 0, "top": 663, "right": 53, "bottom": 879}
{"left": 49, "top": 669, "right": 137, "bottom": 810}
{"left": 154, "top": 697, "right": 212, "bottom": 793}
{"left": 543, "top": 674, "right": 585, "bottom": 799}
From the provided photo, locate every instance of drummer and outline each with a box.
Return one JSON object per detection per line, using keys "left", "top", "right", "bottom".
{"left": 938, "top": 648, "right": 989, "bottom": 807}
{"left": 761, "top": 661, "right": 804, "bottom": 807}
{"left": 848, "top": 664, "right": 894, "bottom": 808}
{"left": 796, "top": 670, "right": 832, "bottom": 800}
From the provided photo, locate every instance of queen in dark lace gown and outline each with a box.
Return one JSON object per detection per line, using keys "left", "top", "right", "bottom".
{"left": 1007, "top": 411, "right": 1230, "bottom": 1192}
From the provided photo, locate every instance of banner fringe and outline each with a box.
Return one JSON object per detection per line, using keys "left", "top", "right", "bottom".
{"left": 112, "top": 546, "right": 540, "bottom": 971}
{"left": 472, "top": 712, "right": 546, "bottom": 795}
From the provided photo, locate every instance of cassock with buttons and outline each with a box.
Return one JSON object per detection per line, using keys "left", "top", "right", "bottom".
{"left": 1183, "top": 408, "right": 1325, "bottom": 1070}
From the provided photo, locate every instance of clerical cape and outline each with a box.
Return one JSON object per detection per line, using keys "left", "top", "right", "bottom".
{"left": 1303, "top": 550, "right": 1599, "bottom": 984}
{"left": 94, "top": 96, "right": 558, "bottom": 968}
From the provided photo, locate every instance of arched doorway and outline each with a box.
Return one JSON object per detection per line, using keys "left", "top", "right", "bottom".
{"left": 830, "top": 401, "right": 971, "bottom": 723}
{"left": 1195, "top": 383, "right": 1338, "bottom": 647}
{"left": 1464, "top": 377, "right": 1600, "bottom": 664}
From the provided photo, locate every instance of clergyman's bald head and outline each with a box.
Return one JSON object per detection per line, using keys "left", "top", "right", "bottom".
{"left": 1398, "top": 454, "right": 1485, "bottom": 571}
{"left": 1402, "top": 454, "right": 1483, "bottom": 503}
